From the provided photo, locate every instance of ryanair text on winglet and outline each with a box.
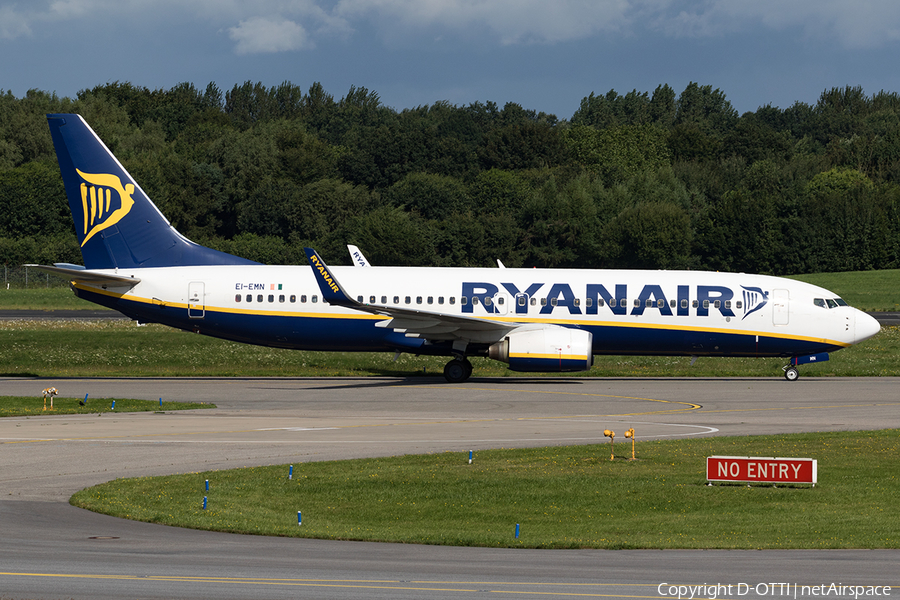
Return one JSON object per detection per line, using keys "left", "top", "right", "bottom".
{"left": 309, "top": 254, "right": 340, "bottom": 293}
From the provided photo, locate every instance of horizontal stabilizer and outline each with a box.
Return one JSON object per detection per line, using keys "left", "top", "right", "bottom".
{"left": 25, "top": 264, "right": 141, "bottom": 287}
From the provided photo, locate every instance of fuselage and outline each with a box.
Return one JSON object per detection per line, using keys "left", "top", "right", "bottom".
{"left": 72, "top": 264, "right": 880, "bottom": 360}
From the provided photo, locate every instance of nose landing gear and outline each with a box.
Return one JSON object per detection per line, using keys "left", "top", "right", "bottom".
{"left": 783, "top": 365, "right": 800, "bottom": 381}
{"left": 783, "top": 352, "right": 830, "bottom": 381}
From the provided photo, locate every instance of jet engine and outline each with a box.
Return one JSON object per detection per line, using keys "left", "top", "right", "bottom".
{"left": 488, "top": 326, "right": 593, "bottom": 373}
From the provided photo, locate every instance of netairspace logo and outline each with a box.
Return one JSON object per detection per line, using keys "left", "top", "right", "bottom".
{"left": 657, "top": 583, "right": 893, "bottom": 599}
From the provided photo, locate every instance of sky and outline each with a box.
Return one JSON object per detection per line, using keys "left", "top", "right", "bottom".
{"left": 2, "top": 0, "right": 900, "bottom": 119}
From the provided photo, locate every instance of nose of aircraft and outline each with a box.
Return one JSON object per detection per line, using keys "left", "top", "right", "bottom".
{"left": 854, "top": 310, "right": 881, "bottom": 344}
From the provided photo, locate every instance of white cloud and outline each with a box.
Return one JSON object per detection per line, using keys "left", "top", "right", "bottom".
{"left": 654, "top": 0, "right": 900, "bottom": 48}
{"left": 335, "top": 0, "right": 643, "bottom": 45}
{"left": 0, "top": 5, "right": 32, "bottom": 39}
{"left": 228, "top": 16, "right": 310, "bottom": 54}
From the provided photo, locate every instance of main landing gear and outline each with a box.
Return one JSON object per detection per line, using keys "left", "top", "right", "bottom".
{"left": 783, "top": 365, "right": 800, "bottom": 381}
{"left": 444, "top": 357, "right": 473, "bottom": 383}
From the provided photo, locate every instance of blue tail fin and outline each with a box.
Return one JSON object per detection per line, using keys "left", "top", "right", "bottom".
{"left": 47, "top": 114, "right": 257, "bottom": 269}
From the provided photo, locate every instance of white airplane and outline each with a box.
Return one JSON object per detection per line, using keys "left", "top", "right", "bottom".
{"left": 32, "top": 114, "right": 881, "bottom": 383}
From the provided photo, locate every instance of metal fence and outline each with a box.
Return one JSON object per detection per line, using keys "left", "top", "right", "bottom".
{"left": 2, "top": 265, "right": 70, "bottom": 289}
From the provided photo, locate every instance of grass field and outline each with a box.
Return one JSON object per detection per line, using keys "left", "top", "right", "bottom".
{"left": 70, "top": 429, "right": 900, "bottom": 549}
{"left": 0, "top": 395, "right": 214, "bottom": 417}
{"left": 2, "top": 319, "right": 898, "bottom": 377}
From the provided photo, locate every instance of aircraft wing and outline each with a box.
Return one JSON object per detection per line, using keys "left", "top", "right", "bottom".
{"left": 25, "top": 264, "right": 141, "bottom": 288}
{"left": 304, "top": 248, "right": 516, "bottom": 344}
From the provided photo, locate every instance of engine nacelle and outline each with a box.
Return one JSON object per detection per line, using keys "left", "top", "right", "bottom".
{"left": 488, "top": 326, "right": 593, "bottom": 373}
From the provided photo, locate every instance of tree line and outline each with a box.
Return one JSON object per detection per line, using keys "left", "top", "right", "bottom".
{"left": 1, "top": 80, "right": 899, "bottom": 275}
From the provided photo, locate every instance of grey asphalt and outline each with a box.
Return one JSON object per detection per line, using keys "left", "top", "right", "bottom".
{"left": 1, "top": 376, "right": 899, "bottom": 599}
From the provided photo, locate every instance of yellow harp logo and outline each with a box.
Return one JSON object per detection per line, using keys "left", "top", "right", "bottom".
{"left": 76, "top": 169, "right": 135, "bottom": 247}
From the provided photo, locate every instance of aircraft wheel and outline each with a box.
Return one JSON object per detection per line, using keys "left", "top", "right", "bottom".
{"left": 444, "top": 359, "right": 471, "bottom": 383}
{"left": 784, "top": 366, "right": 799, "bottom": 381}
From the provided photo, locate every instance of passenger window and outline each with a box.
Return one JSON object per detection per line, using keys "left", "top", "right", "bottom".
{"left": 256, "top": 295, "right": 263, "bottom": 303}
{"left": 370, "top": 296, "right": 376, "bottom": 303}
{"left": 268, "top": 294, "right": 274, "bottom": 303}
{"left": 714, "top": 300, "right": 720, "bottom": 309}
{"left": 484, "top": 297, "right": 492, "bottom": 306}
{"left": 472, "top": 297, "right": 479, "bottom": 305}
{"left": 550, "top": 298, "right": 558, "bottom": 306}
{"left": 497, "top": 296, "right": 504, "bottom": 305}
{"left": 645, "top": 299, "right": 652, "bottom": 308}
{"left": 393, "top": 296, "right": 400, "bottom": 304}
{"left": 246, "top": 294, "right": 252, "bottom": 302}
{"left": 724, "top": 300, "right": 731, "bottom": 309}
{"left": 438, "top": 297, "right": 444, "bottom": 305}
{"left": 518, "top": 296, "right": 526, "bottom": 306}
{"left": 461, "top": 297, "right": 467, "bottom": 305}
{"left": 618, "top": 298, "right": 626, "bottom": 307}
{"left": 609, "top": 298, "right": 616, "bottom": 308}
{"left": 634, "top": 299, "right": 641, "bottom": 307}
{"left": 670, "top": 299, "right": 676, "bottom": 308}
{"left": 312, "top": 295, "right": 318, "bottom": 303}
{"left": 597, "top": 298, "right": 604, "bottom": 307}
{"left": 416, "top": 296, "right": 423, "bottom": 304}
{"left": 235, "top": 294, "right": 241, "bottom": 302}
{"left": 540, "top": 298, "right": 547, "bottom": 306}
{"left": 736, "top": 301, "right": 742, "bottom": 309}
{"left": 300, "top": 295, "right": 307, "bottom": 303}
{"left": 357, "top": 296, "right": 363, "bottom": 302}
{"left": 681, "top": 299, "right": 688, "bottom": 309}
{"left": 530, "top": 297, "right": 537, "bottom": 306}
{"left": 427, "top": 296, "right": 434, "bottom": 304}
{"left": 290, "top": 295, "right": 296, "bottom": 303}
{"left": 381, "top": 296, "right": 387, "bottom": 304}
{"left": 574, "top": 298, "right": 580, "bottom": 307}
{"left": 449, "top": 297, "right": 456, "bottom": 305}
{"left": 692, "top": 300, "right": 699, "bottom": 308}
{"left": 279, "top": 295, "right": 285, "bottom": 303}
{"left": 703, "top": 300, "right": 710, "bottom": 309}
{"left": 405, "top": 296, "right": 411, "bottom": 304}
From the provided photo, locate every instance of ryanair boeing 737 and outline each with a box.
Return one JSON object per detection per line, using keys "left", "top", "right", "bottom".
{"left": 31, "top": 114, "right": 881, "bottom": 383}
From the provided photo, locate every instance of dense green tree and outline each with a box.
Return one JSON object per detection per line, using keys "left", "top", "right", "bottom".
{"left": 383, "top": 172, "right": 470, "bottom": 220}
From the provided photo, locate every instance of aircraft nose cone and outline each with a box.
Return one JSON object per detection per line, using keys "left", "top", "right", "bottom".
{"left": 855, "top": 311, "right": 881, "bottom": 343}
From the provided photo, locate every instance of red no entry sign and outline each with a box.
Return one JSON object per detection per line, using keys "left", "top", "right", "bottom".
{"left": 707, "top": 456, "right": 817, "bottom": 484}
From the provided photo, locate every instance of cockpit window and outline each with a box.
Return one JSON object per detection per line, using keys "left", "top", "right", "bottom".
{"left": 814, "top": 297, "right": 848, "bottom": 309}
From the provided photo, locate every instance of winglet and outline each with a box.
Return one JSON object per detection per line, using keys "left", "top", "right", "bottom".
{"left": 304, "top": 248, "right": 356, "bottom": 307}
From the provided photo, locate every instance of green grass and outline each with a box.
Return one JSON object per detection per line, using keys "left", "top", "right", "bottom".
{"left": 0, "top": 286, "right": 109, "bottom": 310}
{"left": 0, "top": 395, "right": 215, "bottom": 417}
{"left": 787, "top": 269, "right": 900, "bottom": 312}
{"left": 2, "top": 319, "right": 898, "bottom": 377}
{"left": 70, "top": 429, "right": 900, "bottom": 549}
